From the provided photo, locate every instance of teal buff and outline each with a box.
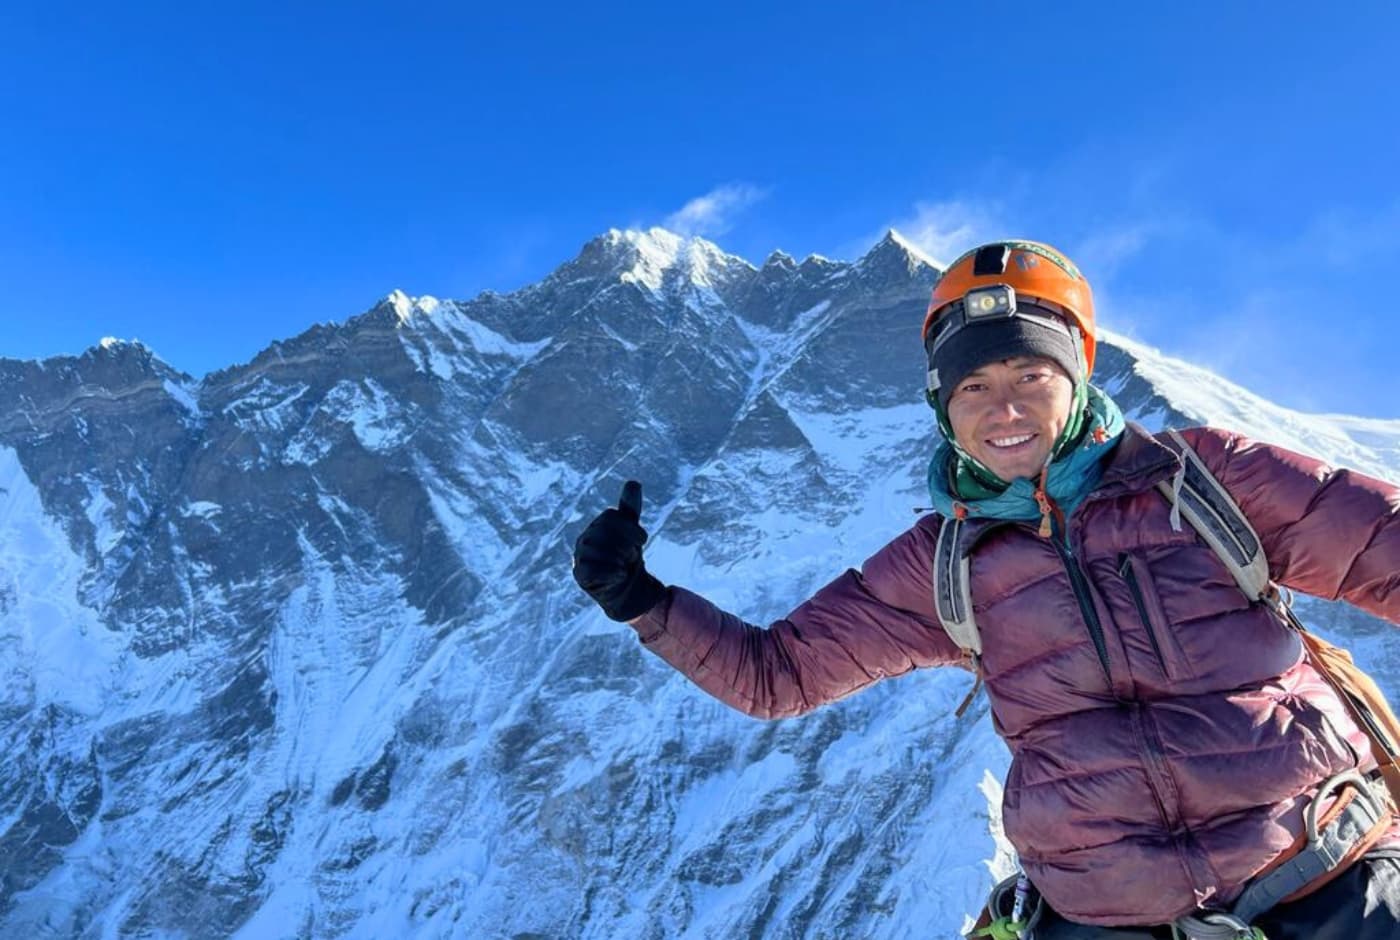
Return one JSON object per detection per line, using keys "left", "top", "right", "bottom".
{"left": 925, "top": 385, "right": 1126, "bottom": 524}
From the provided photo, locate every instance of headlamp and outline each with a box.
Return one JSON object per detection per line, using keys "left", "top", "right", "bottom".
{"left": 965, "top": 285, "right": 1016, "bottom": 320}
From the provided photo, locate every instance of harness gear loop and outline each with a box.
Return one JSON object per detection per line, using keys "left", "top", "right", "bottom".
{"left": 1307, "top": 770, "right": 1374, "bottom": 845}
{"left": 1179, "top": 769, "right": 1389, "bottom": 934}
{"left": 1171, "top": 913, "right": 1267, "bottom": 939}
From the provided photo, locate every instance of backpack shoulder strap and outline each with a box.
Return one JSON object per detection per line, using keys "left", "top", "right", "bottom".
{"left": 933, "top": 515, "right": 981, "bottom": 658}
{"left": 934, "top": 513, "right": 986, "bottom": 717}
{"left": 1155, "top": 428, "right": 1272, "bottom": 603}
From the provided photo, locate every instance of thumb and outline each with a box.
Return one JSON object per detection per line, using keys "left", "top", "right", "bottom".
{"left": 617, "top": 480, "right": 643, "bottom": 522}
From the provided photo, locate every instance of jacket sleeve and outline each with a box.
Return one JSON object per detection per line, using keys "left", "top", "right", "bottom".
{"left": 625, "top": 515, "right": 965, "bottom": 720}
{"left": 1185, "top": 427, "right": 1400, "bottom": 624}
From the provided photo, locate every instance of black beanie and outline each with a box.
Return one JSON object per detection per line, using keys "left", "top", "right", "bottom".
{"left": 929, "top": 308, "right": 1082, "bottom": 410}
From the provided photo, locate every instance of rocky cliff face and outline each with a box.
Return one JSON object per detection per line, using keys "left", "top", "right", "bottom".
{"left": 2, "top": 228, "right": 1397, "bottom": 939}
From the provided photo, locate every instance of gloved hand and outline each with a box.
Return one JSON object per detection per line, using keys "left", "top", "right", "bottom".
{"left": 572, "top": 480, "right": 667, "bottom": 622}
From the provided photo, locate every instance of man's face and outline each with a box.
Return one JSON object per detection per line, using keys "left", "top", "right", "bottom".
{"left": 946, "top": 356, "right": 1076, "bottom": 481}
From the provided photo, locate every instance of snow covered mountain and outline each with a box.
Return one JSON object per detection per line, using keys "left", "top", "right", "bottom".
{"left": 2, "top": 227, "right": 1397, "bottom": 939}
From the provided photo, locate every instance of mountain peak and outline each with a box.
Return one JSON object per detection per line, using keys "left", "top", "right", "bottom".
{"left": 610, "top": 226, "right": 740, "bottom": 263}
{"left": 860, "top": 230, "right": 942, "bottom": 271}
{"left": 79, "top": 336, "right": 187, "bottom": 379}
{"left": 90, "top": 336, "right": 158, "bottom": 361}
{"left": 850, "top": 230, "right": 941, "bottom": 291}
{"left": 575, "top": 227, "right": 754, "bottom": 294}
{"left": 372, "top": 289, "right": 454, "bottom": 328}
{"left": 762, "top": 249, "right": 796, "bottom": 271}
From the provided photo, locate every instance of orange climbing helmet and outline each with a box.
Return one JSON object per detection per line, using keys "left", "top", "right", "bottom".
{"left": 922, "top": 240, "right": 1097, "bottom": 380}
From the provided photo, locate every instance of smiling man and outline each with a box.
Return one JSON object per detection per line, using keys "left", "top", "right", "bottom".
{"left": 572, "top": 241, "right": 1400, "bottom": 939}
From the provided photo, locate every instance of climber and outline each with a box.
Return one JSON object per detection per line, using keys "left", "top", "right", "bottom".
{"left": 572, "top": 240, "right": 1400, "bottom": 939}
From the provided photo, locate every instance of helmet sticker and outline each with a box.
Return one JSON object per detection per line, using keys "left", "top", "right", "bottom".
{"left": 1002, "top": 241, "right": 1082, "bottom": 280}
{"left": 938, "top": 240, "right": 1082, "bottom": 282}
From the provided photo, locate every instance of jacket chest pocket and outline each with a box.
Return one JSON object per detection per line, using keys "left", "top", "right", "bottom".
{"left": 1117, "top": 553, "right": 1196, "bottom": 681}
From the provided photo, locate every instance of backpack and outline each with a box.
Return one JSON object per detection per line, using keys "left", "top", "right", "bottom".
{"left": 932, "top": 427, "right": 1400, "bottom": 803}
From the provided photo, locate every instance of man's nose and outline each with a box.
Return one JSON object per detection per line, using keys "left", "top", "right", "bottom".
{"left": 990, "top": 389, "right": 1027, "bottom": 417}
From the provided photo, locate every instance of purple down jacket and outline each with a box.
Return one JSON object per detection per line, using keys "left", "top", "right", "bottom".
{"left": 627, "top": 425, "right": 1400, "bottom": 925}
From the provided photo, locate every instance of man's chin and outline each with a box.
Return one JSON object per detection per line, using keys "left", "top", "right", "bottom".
{"left": 984, "top": 458, "right": 1044, "bottom": 482}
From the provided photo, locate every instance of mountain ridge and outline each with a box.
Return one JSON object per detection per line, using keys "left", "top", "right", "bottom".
{"left": 1, "top": 229, "right": 1396, "bottom": 939}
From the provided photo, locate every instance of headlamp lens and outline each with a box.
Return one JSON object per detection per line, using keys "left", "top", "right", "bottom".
{"left": 964, "top": 286, "right": 1015, "bottom": 319}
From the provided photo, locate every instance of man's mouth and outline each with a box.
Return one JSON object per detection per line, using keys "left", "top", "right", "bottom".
{"left": 987, "top": 433, "right": 1037, "bottom": 449}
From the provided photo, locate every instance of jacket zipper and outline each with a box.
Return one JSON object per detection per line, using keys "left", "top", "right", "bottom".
{"left": 977, "top": 515, "right": 1116, "bottom": 693}
{"left": 1042, "top": 512, "right": 1197, "bottom": 875}
{"left": 1118, "top": 553, "right": 1171, "bottom": 676}
{"left": 1052, "top": 534, "right": 1115, "bottom": 693}
{"left": 1127, "top": 701, "right": 1203, "bottom": 888}
{"left": 1128, "top": 703, "right": 1175, "bottom": 822}
{"left": 1047, "top": 502, "right": 1200, "bottom": 886}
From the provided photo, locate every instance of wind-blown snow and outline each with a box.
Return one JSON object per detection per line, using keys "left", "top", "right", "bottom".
{"left": 1103, "top": 328, "right": 1400, "bottom": 480}
{"left": 886, "top": 229, "right": 941, "bottom": 269}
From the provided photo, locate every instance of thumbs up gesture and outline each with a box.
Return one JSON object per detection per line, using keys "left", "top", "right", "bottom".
{"left": 572, "top": 480, "right": 667, "bottom": 622}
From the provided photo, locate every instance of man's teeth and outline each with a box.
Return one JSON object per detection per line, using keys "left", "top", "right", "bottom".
{"left": 990, "top": 434, "right": 1035, "bottom": 448}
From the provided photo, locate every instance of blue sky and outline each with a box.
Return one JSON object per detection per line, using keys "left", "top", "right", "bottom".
{"left": 3, "top": 2, "right": 1397, "bottom": 416}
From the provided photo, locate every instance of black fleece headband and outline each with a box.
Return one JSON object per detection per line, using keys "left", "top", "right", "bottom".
{"left": 926, "top": 307, "right": 1082, "bottom": 410}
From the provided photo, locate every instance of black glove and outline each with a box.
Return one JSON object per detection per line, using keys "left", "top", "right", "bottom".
{"left": 572, "top": 480, "right": 667, "bottom": 622}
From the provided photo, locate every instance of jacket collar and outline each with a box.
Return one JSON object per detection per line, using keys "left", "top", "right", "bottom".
{"left": 1089, "top": 422, "right": 1183, "bottom": 501}
{"left": 949, "top": 422, "right": 1185, "bottom": 547}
